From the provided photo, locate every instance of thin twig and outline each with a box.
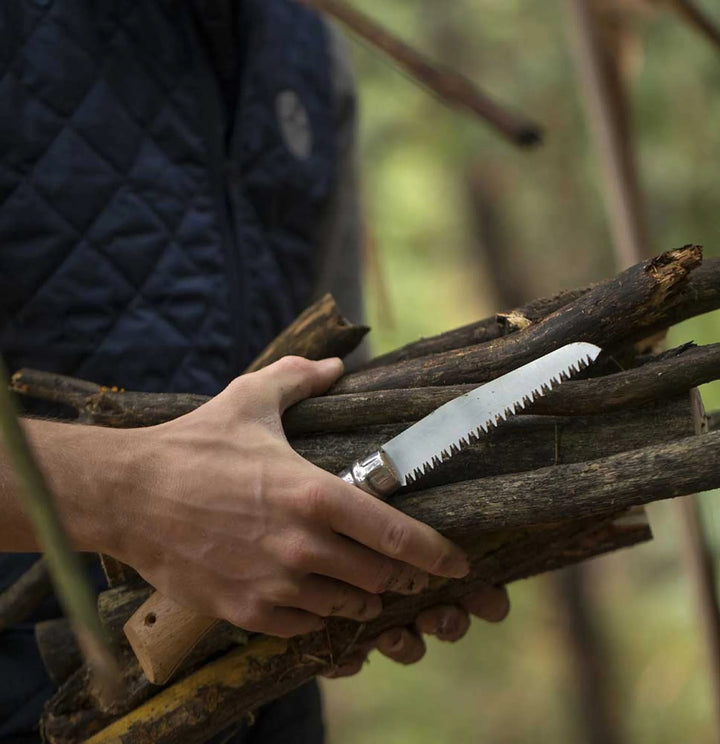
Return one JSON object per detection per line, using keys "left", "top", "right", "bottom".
{"left": 296, "top": 0, "right": 542, "bottom": 146}
{"left": 0, "top": 358, "right": 120, "bottom": 703}
{"left": 668, "top": 0, "right": 720, "bottom": 53}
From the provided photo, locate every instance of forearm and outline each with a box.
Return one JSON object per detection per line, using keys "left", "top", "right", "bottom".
{"left": 0, "top": 418, "right": 129, "bottom": 553}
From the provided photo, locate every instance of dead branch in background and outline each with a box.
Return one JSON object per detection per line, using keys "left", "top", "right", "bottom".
{"left": 667, "top": 0, "right": 720, "bottom": 53}
{"left": 295, "top": 0, "right": 542, "bottom": 147}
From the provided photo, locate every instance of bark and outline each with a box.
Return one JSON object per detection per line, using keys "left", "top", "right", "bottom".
{"left": 244, "top": 293, "right": 369, "bottom": 373}
{"left": 360, "top": 253, "right": 719, "bottom": 372}
{"left": 11, "top": 341, "right": 719, "bottom": 436}
{"left": 331, "top": 246, "right": 703, "bottom": 393}
{"left": 284, "top": 342, "right": 720, "bottom": 434}
{"left": 399, "top": 429, "right": 720, "bottom": 537}
{"left": 42, "top": 511, "right": 650, "bottom": 744}
{"left": 292, "top": 397, "right": 695, "bottom": 486}
{"left": 0, "top": 559, "right": 52, "bottom": 632}
{"left": 35, "top": 619, "right": 82, "bottom": 686}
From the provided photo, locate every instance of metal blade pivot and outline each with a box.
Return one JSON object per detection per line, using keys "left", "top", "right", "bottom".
{"left": 382, "top": 341, "right": 601, "bottom": 485}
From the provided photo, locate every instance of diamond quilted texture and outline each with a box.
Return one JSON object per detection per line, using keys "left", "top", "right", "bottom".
{"left": 0, "top": 181, "right": 77, "bottom": 318}
{"left": 32, "top": 124, "right": 122, "bottom": 233}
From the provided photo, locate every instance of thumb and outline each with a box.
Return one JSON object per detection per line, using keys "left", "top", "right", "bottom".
{"left": 251, "top": 356, "right": 345, "bottom": 412}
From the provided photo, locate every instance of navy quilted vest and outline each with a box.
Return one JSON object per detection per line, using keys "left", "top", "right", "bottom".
{"left": 0, "top": 1, "right": 335, "bottom": 739}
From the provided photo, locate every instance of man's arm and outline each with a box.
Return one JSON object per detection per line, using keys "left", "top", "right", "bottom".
{"left": 1, "top": 357, "right": 474, "bottom": 638}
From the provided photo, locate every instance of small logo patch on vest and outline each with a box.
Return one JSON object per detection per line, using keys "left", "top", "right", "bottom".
{"left": 276, "top": 89, "right": 313, "bottom": 161}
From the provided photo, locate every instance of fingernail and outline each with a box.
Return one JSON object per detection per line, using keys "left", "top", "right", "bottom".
{"left": 387, "top": 629, "right": 404, "bottom": 652}
{"left": 360, "top": 597, "right": 383, "bottom": 620}
{"left": 407, "top": 572, "right": 429, "bottom": 594}
{"left": 438, "top": 616, "right": 456, "bottom": 637}
{"left": 438, "top": 553, "right": 471, "bottom": 579}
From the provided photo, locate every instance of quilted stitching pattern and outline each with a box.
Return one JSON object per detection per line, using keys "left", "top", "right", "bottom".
{"left": 0, "top": 0, "right": 234, "bottom": 394}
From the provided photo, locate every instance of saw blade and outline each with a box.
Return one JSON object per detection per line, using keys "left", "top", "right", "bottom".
{"left": 381, "top": 341, "right": 601, "bottom": 485}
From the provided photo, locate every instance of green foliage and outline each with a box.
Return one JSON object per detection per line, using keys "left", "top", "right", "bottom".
{"left": 323, "top": 1, "right": 720, "bottom": 742}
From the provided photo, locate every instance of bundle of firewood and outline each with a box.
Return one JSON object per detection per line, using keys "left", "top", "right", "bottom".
{"left": 7, "top": 245, "right": 720, "bottom": 743}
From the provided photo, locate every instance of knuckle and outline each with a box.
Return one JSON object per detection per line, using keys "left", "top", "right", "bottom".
{"left": 430, "top": 549, "right": 456, "bottom": 576}
{"left": 370, "top": 559, "right": 397, "bottom": 594}
{"left": 380, "top": 521, "right": 410, "bottom": 558}
{"left": 327, "top": 583, "right": 351, "bottom": 616}
{"left": 265, "top": 580, "right": 301, "bottom": 605}
{"left": 296, "top": 482, "right": 329, "bottom": 521}
{"left": 279, "top": 532, "right": 315, "bottom": 571}
{"left": 278, "top": 355, "right": 311, "bottom": 374}
{"left": 231, "top": 599, "right": 269, "bottom": 632}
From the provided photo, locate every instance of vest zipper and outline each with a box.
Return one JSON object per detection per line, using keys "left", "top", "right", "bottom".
{"left": 184, "top": 8, "right": 247, "bottom": 378}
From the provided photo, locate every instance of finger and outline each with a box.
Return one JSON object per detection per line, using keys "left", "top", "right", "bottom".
{"left": 415, "top": 605, "right": 471, "bottom": 642}
{"left": 274, "top": 575, "right": 383, "bottom": 622}
{"left": 321, "top": 651, "right": 368, "bottom": 679}
{"left": 322, "top": 475, "right": 470, "bottom": 579}
{"left": 251, "top": 356, "right": 344, "bottom": 412}
{"left": 229, "top": 604, "right": 324, "bottom": 638}
{"left": 374, "top": 627, "right": 426, "bottom": 665}
{"left": 460, "top": 585, "right": 510, "bottom": 623}
{"left": 300, "top": 530, "right": 430, "bottom": 596}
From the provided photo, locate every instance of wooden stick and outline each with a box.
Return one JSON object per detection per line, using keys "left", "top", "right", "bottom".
{"left": 244, "top": 293, "right": 369, "bottom": 372}
{"left": 295, "top": 0, "right": 542, "bottom": 147}
{"left": 285, "top": 342, "right": 720, "bottom": 434}
{"left": 331, "top": 246, "right": 703, "bottom": 393}
{"left": 361, "top": 257, "right": 720, "bottom": 370}
{"left": 0, "top": 558, "right": 52, "bottom": 632}
{"left": 400, "top": 428, "right": 720, "bottom": 536}
{"left": 293, "top": 397, "right": 695, "bottom": 483}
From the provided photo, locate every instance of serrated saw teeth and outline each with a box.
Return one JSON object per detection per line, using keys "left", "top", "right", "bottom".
{"left": 381, "top": 342, "right": 602, "bottom": 485}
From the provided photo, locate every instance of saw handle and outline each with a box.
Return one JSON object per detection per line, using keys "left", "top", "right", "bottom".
{"left": 124, "top": 453, "right": 400, "bottom": 685}
{"left": 123, "top": 592, "right": 217, "bottom": 684}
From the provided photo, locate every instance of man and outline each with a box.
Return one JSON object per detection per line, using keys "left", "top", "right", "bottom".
{"left": 0, "top": 2, "right": 509, "bottom": 741}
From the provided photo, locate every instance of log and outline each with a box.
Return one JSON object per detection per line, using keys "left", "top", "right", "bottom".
{"left": 361, "top": 255, "right": 720, "bottom": 369}
{"left": 244, "top": 293, "right": 369, "bottom": 373}
{"left": 35, "top": 619, "right": 81, "bottom": 686}
{"left": 330, "top": 246, "right": 703, "bottom": 394}
{"left": 292, "top": 397, "right": 695, "bottom": 485}
{"left": 11, "top": 341, "right": 719, "bottom": 437}
{"left": 400, "top": 429, "right": 720, "bottom": 537}
{"left": 284, "top": 343, "right": 720, "bottom": 434}
{"left": 0, "top": 558, "right": 52, "bottom": 632}
{"left": 9, "top": 293, "right": 368, "bottom": 429}
{"left": 42, "top": 511, "right": 650, "bottom": 744}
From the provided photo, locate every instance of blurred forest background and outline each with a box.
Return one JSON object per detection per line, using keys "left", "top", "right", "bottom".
{"left": 319, "top": 1, "right": 720, "bottom": 742}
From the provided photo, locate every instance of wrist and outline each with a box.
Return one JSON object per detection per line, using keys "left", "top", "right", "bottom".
{"left": 22, "top": 419, "right": 138, "bottom": 555}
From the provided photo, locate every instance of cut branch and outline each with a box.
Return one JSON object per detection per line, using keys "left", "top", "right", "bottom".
{"left": 244, "top": 293, "right": 369, "bottom": 373}
{"left": 0, "top": 558, "right": 52, "bottom": 632}
{"left": 331, "top": 247, "right": 702, "bottom": 393}
{"left": 400, "top": 429, "right": 720, "bottom": 536}
{"left": 361, "top": 256, "right": 720, "bottom": 370}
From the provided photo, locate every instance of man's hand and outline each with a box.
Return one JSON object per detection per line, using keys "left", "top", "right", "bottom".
{"left": 98, "top": 356, "right": 471, "bottom": 638}
{"left": 323, "top": 585, "right": 510, "bottom": 678}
